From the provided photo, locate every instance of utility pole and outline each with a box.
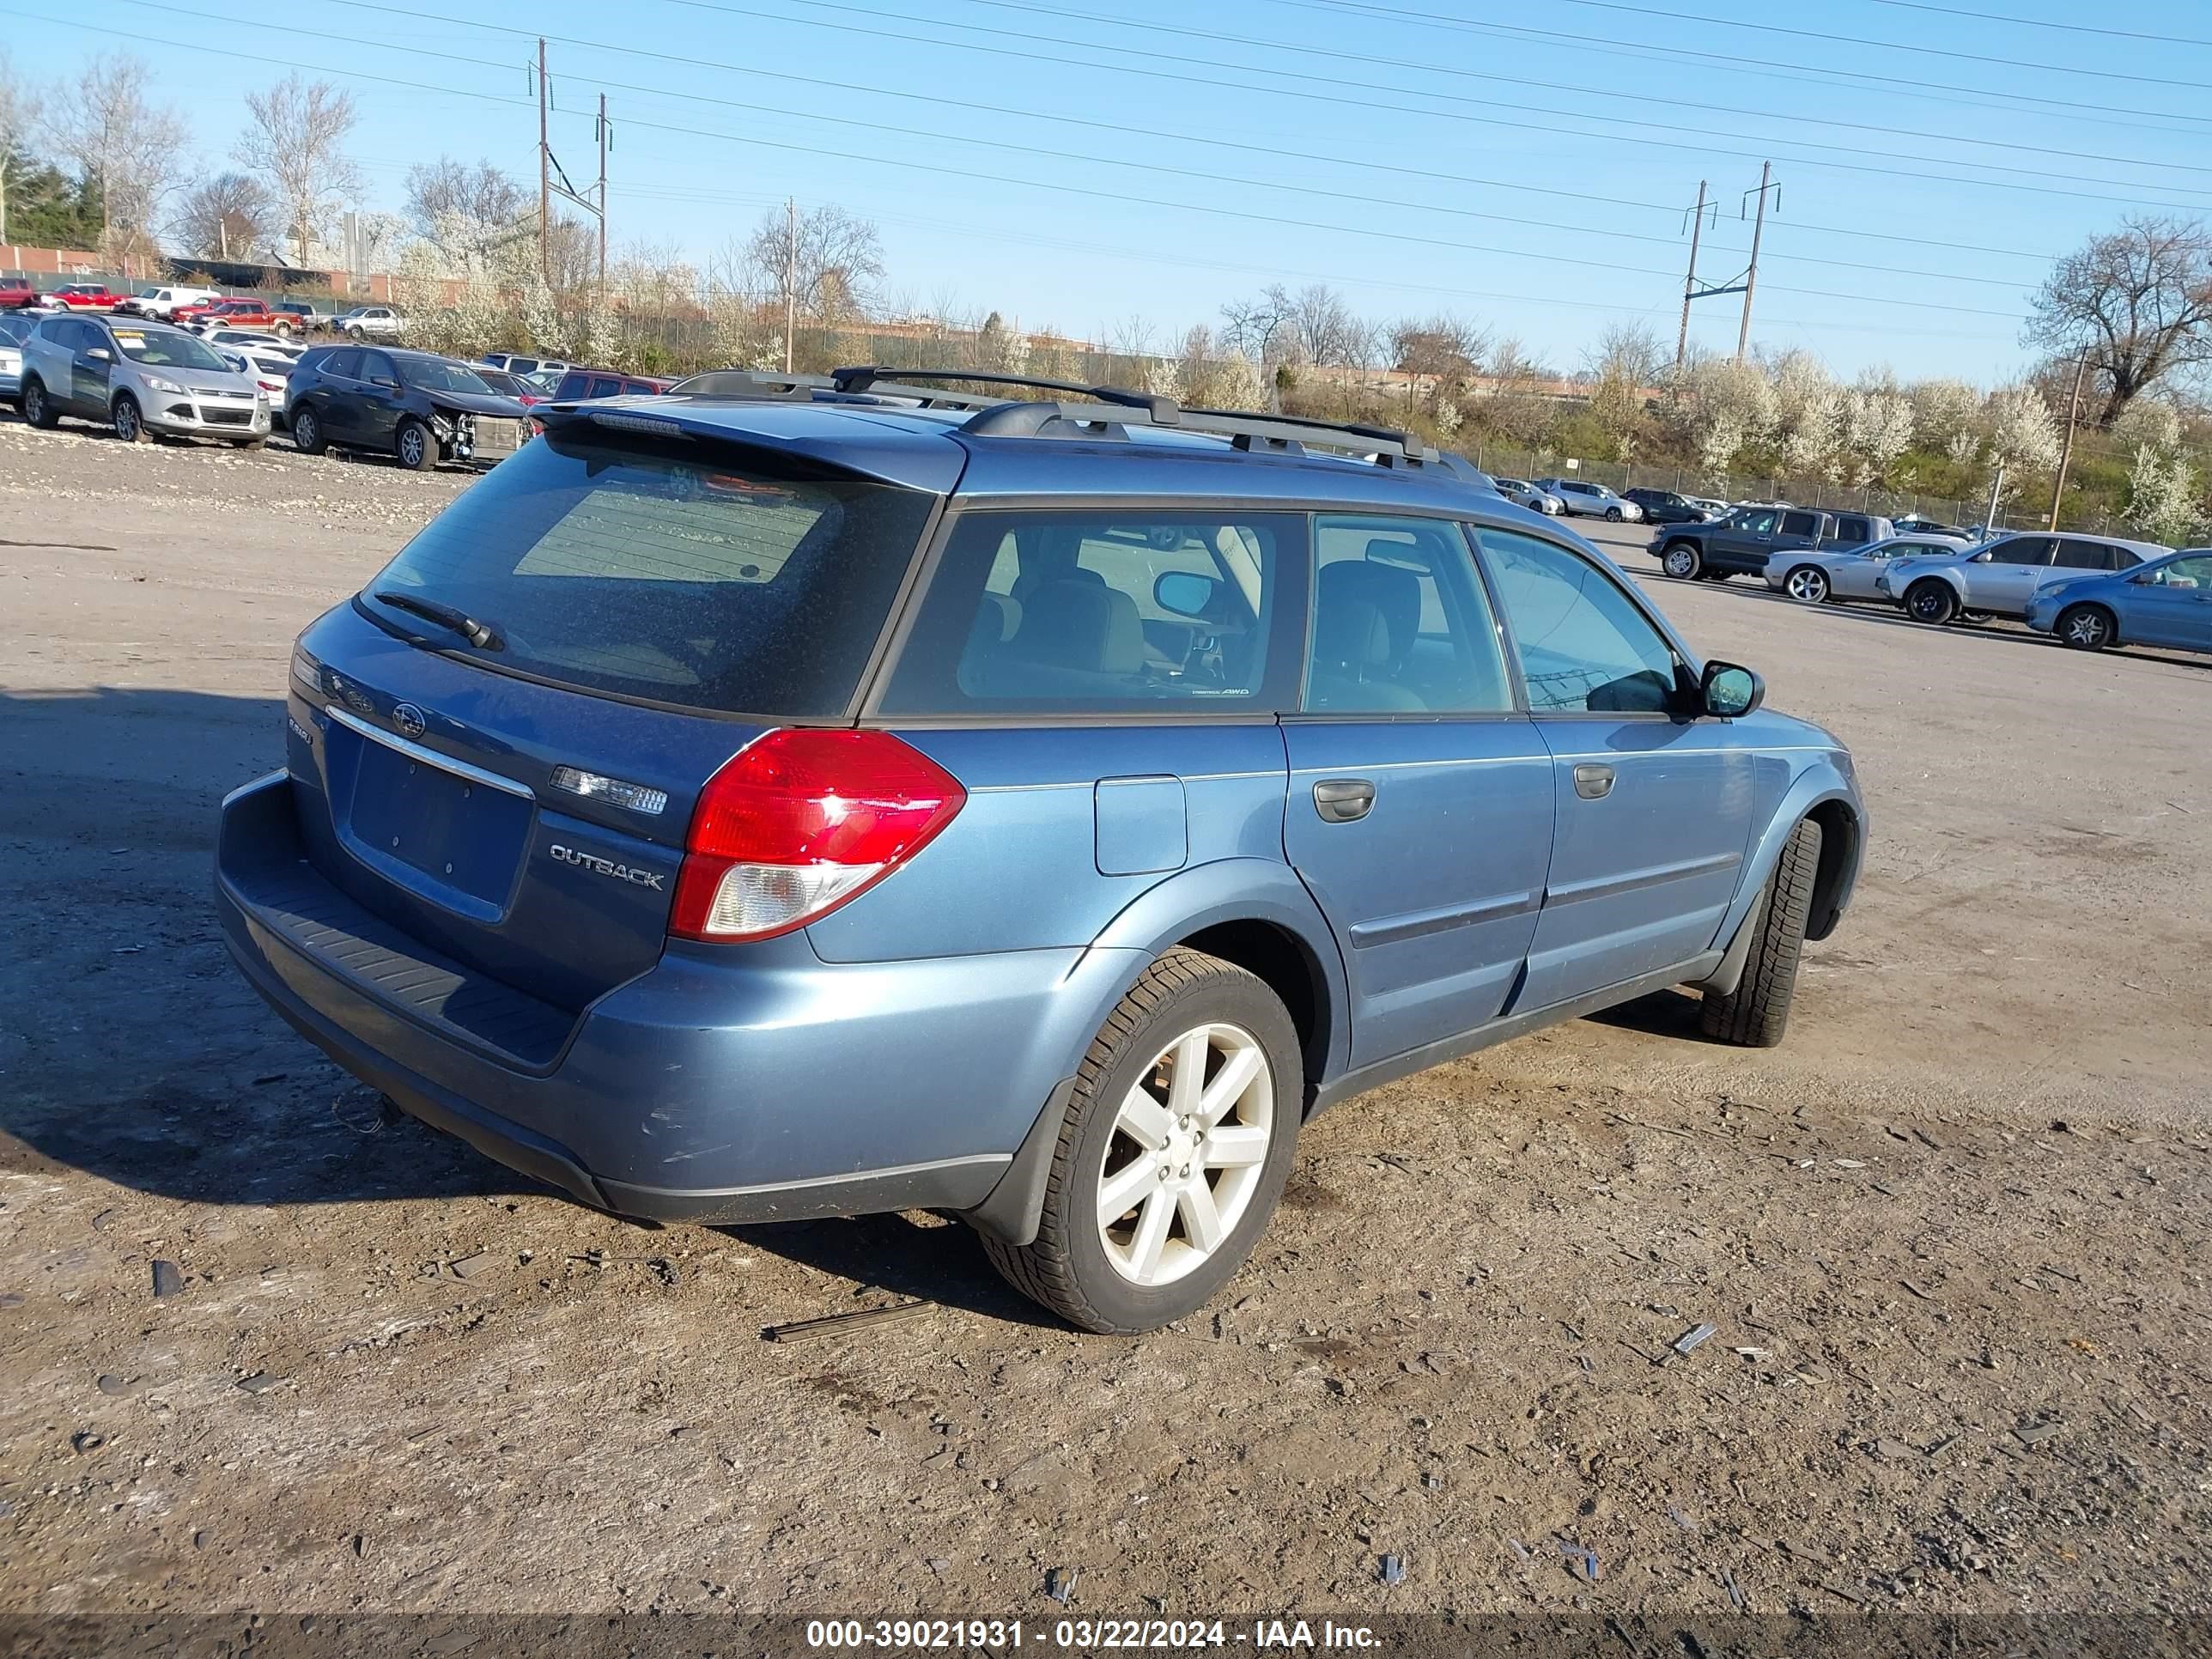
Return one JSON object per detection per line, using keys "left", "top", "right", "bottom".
{"left": 536, "top": 38, "right": 550, "bottom": 286}
{"left": 1983, "top": 461, "right": 2007, "bottom": 536}
{"left": 783, "top": 196, "right": 797, "bottom": 373}
{"left": 1675, "top": 179, "right": 1709, "bottom": 374}
{"left": 596, "top": 93, "right": 609, "bottom": 304}
{"left": 1736, "top": 161, "right": 1778, "bottom": 362}
{"left": 2047, "top": 348, "right": 2090, "bottom": 531}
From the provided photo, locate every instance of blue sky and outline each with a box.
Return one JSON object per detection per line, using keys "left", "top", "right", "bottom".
{"left": 9, "top": 0, "right": 2212, "bottom": 380}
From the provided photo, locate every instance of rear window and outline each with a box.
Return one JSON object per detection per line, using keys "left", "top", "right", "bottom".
{"left": 360, "top": 435, "right": 934, "bottom": 717}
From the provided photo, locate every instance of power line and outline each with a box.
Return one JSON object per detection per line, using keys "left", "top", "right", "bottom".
{"left": 285, "top": 0, "right": 2074, "bottom": 266}
{"left": 1861, "top": 0, "right": 2212, "bottom": 47}
{"left": 646, "top": 0, "right": 2212, "bottom": 207}
{"left": 1528, "top": 0, "right": 2212, "bottom": 90}
{"left": 13, "top": 4, "right": 2033, "bottom": 327}
{"left": 1264, "top": 0, "right": 2212, "bottom": 135}
{"left": 908, "top": 0, "right": 2212, "bottom": 180}
{"left": 162, "top": 0, "right": 2037, "bottom": 291}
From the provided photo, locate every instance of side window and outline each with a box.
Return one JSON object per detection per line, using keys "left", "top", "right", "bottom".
{"left": 360, "top": 351, "right": 397, "bottom": 385}
{"left": 2154, "top": 556, "right": 2212, "bottom": 588}
{"left": 321, "top": 348, "right": 361, "bottom": 380}
{"left": 1303, "top": 515, "right": 1511, "bottom": 715}
{"left": 1780, "top": 511, "right": 1822, "bottom": 538}
{"left": 588, "top": 377, "right": 624, "bottom": 398}
{"left": 1832, "top": 516, "right": 1871, "bottom": 544}
{"left": 2054, "top": 539, "right": 2113, "bottom": 571}
{"left": 1735, "top": 508, "right": 1780, "bottom": 535}
{"left": 878, "top": 511, "right": 1304, "bottom": 714}
{"left": 1990, "top": 538, "right": 2054, "bottom": 566}
{"left": 1475, "top": 529, "right": 1680, "bottom": 715}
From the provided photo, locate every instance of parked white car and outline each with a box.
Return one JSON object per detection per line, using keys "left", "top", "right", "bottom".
{"left": 17, "top": 314, "right": 270, "bottom": 446}
{"left": 1534, "top": 477, "right": 1644, "bottom": 522}
{"left": 117, "top": 285, "right": 222, "bottom": 321}
{"left": 218, "top": 344, "right": 299, "bottom": 421}
{"left": 332, "top": 306, "right": 404, "bottom": 338}
{"left": 1492, "top": 477, "right": 1565, "bottom": 514}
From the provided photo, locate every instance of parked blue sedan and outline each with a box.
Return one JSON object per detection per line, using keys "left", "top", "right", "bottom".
{"left": 2026, "top": 548, "right": 2212, "bottom": 654}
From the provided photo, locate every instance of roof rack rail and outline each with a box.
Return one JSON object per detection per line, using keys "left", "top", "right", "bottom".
{"left": 825, "top": 366, "right": 1441, "bottom": 465}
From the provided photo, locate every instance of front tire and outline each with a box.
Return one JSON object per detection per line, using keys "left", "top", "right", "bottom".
{"left": 394, "top": 417, "right": 433, "bottom": 471}
{"left": 112, "top": 392, "right": 149, "bottom": 444}
{"left": 21, "top": 377, "right": 58, "bottom": 428}
{"left": 1783, "top": 565, "right": 1830, "bottom": 604}
{"left": 289, "top": 404, "right": 326, "bottom": 455}
{"left": 1905, "top": 579, "right": 1958, "bottom": 625}
{"left": 1701, "top": 816, "right": 1822, "bottom": 1048}
{"left": 1661, "top": 541, "right": 1703, "bottom": 580}
{"left": 2057, "top": 603, "right": 2116, "bottom": 651}
{"left": 980, "top": 950, "right": 1302, "bottom": 1334}
{"left": 1605, "top": 506, "right": 1625, "bottom": 522}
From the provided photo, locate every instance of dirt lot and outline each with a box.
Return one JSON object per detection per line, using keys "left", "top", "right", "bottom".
{"left": 2, "top": 418, "right": 2209, "bottom": 1643}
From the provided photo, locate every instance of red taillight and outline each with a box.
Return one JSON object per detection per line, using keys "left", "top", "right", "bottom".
{"left": 668, "top": 729, "right": 966, "bottom": 942}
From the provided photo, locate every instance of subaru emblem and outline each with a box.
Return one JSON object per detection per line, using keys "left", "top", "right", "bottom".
{"left": 392, "top": 702, "right": 428, "bottom": 741}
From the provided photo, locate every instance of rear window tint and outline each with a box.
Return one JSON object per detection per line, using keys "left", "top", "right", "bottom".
{"left": 879, "top": 510, "right": 1306, "bottom": 714}
{"left": 361, "top": 436, "right": 933, "bottom": 717}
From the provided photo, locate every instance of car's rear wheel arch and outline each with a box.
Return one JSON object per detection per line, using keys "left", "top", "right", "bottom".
{"left": 1176, "top": 918, "right": 1330, "bottom": 1109}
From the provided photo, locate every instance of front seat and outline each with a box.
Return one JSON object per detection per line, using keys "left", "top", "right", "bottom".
{"left": 1308, "top": 559, "right": 1425, "bottom": 711}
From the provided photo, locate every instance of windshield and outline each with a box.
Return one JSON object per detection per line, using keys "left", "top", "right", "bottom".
{"left": 110, "top": 327, "right": 230, "bottom": 372}
{"left": 400, "top": 359, "right": 495, "bottom": 395}
{"left": 362, "top": 435, "right": 936, "bottom": 716}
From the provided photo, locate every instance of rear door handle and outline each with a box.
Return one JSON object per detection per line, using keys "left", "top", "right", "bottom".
{"left": 1312, "top": 779, "right": 1375, "bottom": 823}
{"left": 1572, "top": 763, "right": 1615, "bottom": 800}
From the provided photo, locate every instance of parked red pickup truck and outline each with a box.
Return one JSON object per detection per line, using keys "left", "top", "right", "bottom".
{"left": 43, "top": 283, "right": 123, "bottom": 311}
{"left": 178, "top": 297, "right": 289, "bottom": 332}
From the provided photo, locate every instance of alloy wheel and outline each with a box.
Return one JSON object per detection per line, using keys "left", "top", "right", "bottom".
{"left": 2062, "top": 608, "right": 2112, "bottom": 649}
{"left": 1662, "top": 546, "right": 1698, "bottom": 579}
{"left": 113, "top": 398, "right": 140, "bottom": 442}
{"left": 1785, "top": 568, "right": 1828, "bottom": 603}
{"left": 1095, "top": 1022, "right": 1274, "bottom": 1288}
{"left": 398, "top": 425, "right": 426, "bottom": 468}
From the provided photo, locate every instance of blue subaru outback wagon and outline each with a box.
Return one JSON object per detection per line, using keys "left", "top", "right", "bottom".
{"left": 216, "top": 368, "right": 1864, "bottom": 1333}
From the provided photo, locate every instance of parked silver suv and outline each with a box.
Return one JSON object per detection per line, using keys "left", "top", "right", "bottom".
{"left": 17, "top": 314, "right": 270, "bottom": 447}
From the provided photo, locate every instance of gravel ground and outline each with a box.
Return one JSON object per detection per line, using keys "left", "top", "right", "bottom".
{"left": 1, "top": 417, "right": 2208, "bottom": 1641}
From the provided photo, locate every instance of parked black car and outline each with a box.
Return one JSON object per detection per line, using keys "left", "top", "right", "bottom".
{"left": 1621, "top": 488, "right": 1711, "bottom": 526}
{"left": 286, "top": 345, "right": 530, "bottom": 470}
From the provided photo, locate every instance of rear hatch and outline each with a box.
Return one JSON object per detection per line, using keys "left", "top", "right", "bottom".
{"left": 286, "top": 412, "right": 951, "bottom": 1014}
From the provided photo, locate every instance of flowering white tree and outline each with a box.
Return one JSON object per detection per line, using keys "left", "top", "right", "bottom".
{"left": 1670, "top": 354, "right": 1778, "bottom": 487}
{"left": 1978, "top": 384, "right": 2062, "bottom": 507}
{"left": 1842, "top": 389, "right": 1914, "bottom": 486}
{"left": 2124, "top": 446, "right": 2204, "bottom": 544}
{"left": 1909, "top": 378, "right": 1980, "bottom": 453}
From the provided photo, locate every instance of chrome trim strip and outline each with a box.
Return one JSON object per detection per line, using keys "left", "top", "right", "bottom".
{"left": 323, "top": 704, "right": 535, "bottom": 801}
{"left": 1543, "top": 849, "right": 1741, "bottom": 908}
{"left": 624, "top": 1152, "right": 1013, "bottom": 1202}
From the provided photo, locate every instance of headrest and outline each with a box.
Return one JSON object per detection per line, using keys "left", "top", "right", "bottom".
{"left": 1313, "top": 596, "right": 1393, "bottom": 672}
{"left": 1011, "top": 579, "right": 1144, "bottom": 675}
{"left": 1320, "top": 556, "right": 1422, "bottom": 659}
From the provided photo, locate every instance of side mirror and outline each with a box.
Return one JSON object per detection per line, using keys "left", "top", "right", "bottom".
{"left": 86, "top": 346, "right": 111, "bottom": 362}
{"left": 1154, "top": 570, "right": 1220, "bottom": 618}
{"left": 1700, "top": 660, "right": 1765, "bottom": 719}
{"left": 1972, "top": 550, "right": 1992, "bottom": 562}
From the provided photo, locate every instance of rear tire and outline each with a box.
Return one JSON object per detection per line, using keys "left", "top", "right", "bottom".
{"left": 2057, "top": 603, "right": 2116, "bottom": 651}
{"left": 979, "top": 949, "right": 1302, "bottom": 1334}
{"left": 1701, "top": 817, "right": 1822, "bottom": 1048}
{"left": 1905, "top": 579, "right": 1958, "bottom": 625}
{"left": 290, "top": 404, "right": 326, "bottom": 455}
{"left": 21, "top": 377, "right": 58, "bottom": 428}
{"left": 1661, "top": 542, "right": 1702, "bottom": 580}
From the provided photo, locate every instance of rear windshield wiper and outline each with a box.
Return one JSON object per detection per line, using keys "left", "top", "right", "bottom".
{"left": 373, "top": 591, "right": 504, "bottom": 651}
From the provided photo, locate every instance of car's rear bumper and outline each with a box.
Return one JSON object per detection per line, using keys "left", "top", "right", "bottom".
{"left": 216, "top": 772, "right": 1133, "bottom": 1224}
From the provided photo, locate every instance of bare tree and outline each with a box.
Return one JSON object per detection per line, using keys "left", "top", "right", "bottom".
{"left": 1586, "top": 321, "right": 1665, "bottom": 452}
{"left": 235, "top": 75, "right": 362, "bottom": 267}
{"left": 2026, "top": 216, "right": 2212, "bottom": 428}
{"left": 169, "top": 171, "right": 273, "bottom": 260}
{"left": 1219, "top": 286, "right": 1300, "bottom": 368}
{"left": 0, "top": 51, "right": 39, "bottom": 246}
{"left": 1284, "top": 283, "right": 1370, "bottom": 368}
{"left": 44, "top": 53, "right": 186, "bottom": 273}
{"left": 405, "top": 158, "right": 526, "bottom": 239}
{"left": 1391, "top": 313, "right": 1488, "bottom": 383}
{"left": 745, "top": 203, "right": 884, "bottom": 325}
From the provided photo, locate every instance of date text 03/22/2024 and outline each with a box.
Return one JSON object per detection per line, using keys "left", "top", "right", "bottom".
{"left": 804, "top": 1619, "right": 1383, "bottom": 1650}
